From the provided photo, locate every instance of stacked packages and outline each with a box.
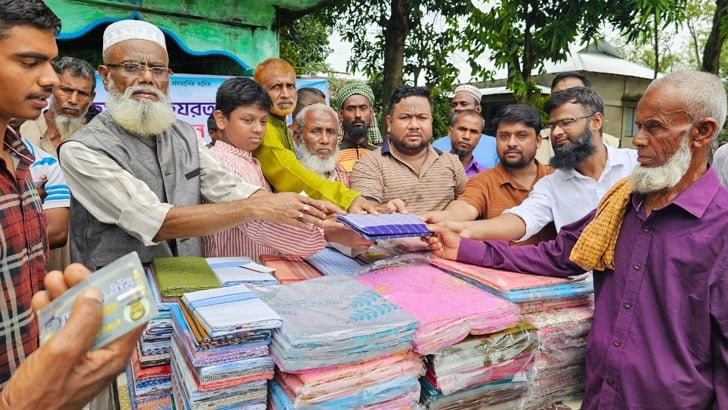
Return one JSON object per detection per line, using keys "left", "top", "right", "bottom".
{"left": 252, "top": 275, "right": 423, "bottom": 408}
{"left": 170, "top": 285, "right": 282, "bottom": 408}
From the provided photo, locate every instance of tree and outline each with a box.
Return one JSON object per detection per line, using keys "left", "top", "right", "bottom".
{"left": 608, "top": 0, "right": 687, "bottom": 77}
{"left": 279, "top": 13, "right": 334, "bottom": 75}
{"left": 456, "top": 0, "right": 609, "bottom": 104}
{"left": 702, "top": 0, "right": 728, "bottom": 73}
{"left": 319, "top": 0, "right": 469, "bottom": 132}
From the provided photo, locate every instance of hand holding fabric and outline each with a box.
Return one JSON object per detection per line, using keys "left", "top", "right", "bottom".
{"left": 425, "top": 224, "right": 462, "bottom": 260}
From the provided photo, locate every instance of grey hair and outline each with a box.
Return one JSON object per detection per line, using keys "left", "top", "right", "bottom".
{"left": 53, "top": 56, "right": 97, "bottom": 90}
{"left": 646, "top": 70, "right": 727, "bottom": 141}
{"left": 294, "top": 103, "right": 338, "bottom": 133}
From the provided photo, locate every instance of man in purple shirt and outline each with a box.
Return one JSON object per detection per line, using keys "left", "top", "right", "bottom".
{"left": 447, "top": 109, "right": 487, "bottom": 178}
{"left": 427, "top": 70, "right": 728, "bottom": 409}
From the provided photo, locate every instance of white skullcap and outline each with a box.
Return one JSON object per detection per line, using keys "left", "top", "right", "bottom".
{"left": 454, "top": 84, "right": 482, "bottom": 103}
{"left": 103, "top": 20, "right": 166, "bottom": 53}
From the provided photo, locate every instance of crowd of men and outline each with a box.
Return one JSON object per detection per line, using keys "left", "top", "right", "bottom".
{"left": 0, "top": 1, "right": 726, "bottom": 408}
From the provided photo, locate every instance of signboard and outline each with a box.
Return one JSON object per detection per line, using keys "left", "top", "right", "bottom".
{"left": 92, "top": 74, "right": 329, "bottom": 144}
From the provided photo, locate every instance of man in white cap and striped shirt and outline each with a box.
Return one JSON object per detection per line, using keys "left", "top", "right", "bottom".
{"left": 59, "top": 19, "right": 339, "bottom": 271}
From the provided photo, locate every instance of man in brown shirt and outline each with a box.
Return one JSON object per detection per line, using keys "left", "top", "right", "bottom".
{"left": 422, "top": 104, "right": 556, "bottom": 245}
{"left": 350, "top": 85, "right": 467, "bottom": 214}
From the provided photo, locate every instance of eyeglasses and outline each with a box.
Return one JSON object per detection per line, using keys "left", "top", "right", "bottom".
{"left": 547, "top": 113, "right": 595, "bottom": 131}
{"left": 105, "top": 60, "right": 173, "bottom": 80}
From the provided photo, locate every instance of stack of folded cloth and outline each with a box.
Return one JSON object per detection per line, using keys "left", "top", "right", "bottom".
{"left": 520, "top": 305, "right": 594, "bottom": 409}
{"left": 302, "top": 247, "right": 364, "bottom": 276}
{"left": 259, "top": 255, "right": 323, "bottom": 284}
{"left": 419, "top": 322, "right": 539, "bottom": 409}
{"left": 250, "top": 274, "right": 422, "bottom": 409}
{"left": 206, "top": 257, "right": 278, "bottom": 287}
{"left": 355, "top": 264, "right": 520, "bottom": 355}
{"left": 170, "top": 285, "right": 282, "bottom": 409}
{"left": 355, "top": 263, "right": 537, "bottom": 409}
{"left": 125, "top": 267, "right": 178, "bottom": 409}
{"left": 429, "top": 258, "right": 593, "bottom": 313}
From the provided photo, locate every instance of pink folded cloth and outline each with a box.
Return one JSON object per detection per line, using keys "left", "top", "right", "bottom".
{"left": 357, "top": 264, "right": 519, "bottom": 355}
{"left": 279, "top": 352, "right": 423, "bottom": 400}
{"left": 259, "top": 255, "right": 322, "bottom": 283}
{"left": 430, "top": 257, "right": 575, "bottom": 291}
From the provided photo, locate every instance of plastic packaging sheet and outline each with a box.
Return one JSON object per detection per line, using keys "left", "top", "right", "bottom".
{"left": 278, "top": 352, "right": 423, "bottom": 404}
{"left": 521, "top": 306, "right": 594, "bottom": 408}
{"left": 356, "top": 263, "right": 520, "bottom": 355}
{"left": 250, "top": 275, "right": 418, "bottom": 372}
{"left": 424, "top": 322, "right": 539, "bottom": 395}
{"left": 182, "top": 284, "right": 283, "bottom": 337}
{"left": 269, "top": 374, "right": 421, "bottom": 409}
{"left": 420, "top": 377, "right": 531, "bottom": 410}
{"left": 429, "top": 257, "right": 594, "bottom": 303}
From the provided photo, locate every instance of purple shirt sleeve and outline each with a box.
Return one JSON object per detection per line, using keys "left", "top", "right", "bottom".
{"left": 455, "top": 167, "right": 728, "bottom": 408}
{"left": 456, "top": 210, "right": 592, "bottom": 277}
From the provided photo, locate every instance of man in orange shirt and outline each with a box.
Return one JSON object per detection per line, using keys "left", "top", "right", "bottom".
{"left": 422, "top": 104, "right": 556, "bottom": 245}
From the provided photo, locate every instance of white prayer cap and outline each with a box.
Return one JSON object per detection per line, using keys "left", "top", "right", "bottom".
{"left": 103, "top": 20, "right": 166, "bottom": 53}
{"left": 453, "top": 84, "right": 482, "bottom": 103}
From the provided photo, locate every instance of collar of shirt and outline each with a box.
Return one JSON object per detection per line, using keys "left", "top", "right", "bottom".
{"left": 380, "top": 139, "right": 443, "bottom": 156}
{"left": 559, "top": 144, "right": 631, "bottom": 181}
{"left": 631, "top": 165, "right": 723, "bottom": 219}
{"left": 464, "top": 156, "right": 486, "bottom": 177}
{"left": 211, "top": 140, "right": 257, "bottom": 162}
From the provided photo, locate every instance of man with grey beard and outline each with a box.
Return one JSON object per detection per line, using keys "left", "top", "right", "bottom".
{"left": 293, "top": 104, "right": 350, "bottom": 186}
{"left": 427, "top": 69, "right": 728, "bottom": 410}
{"left": 20, "top": 56, "right": 96, "bottom": 156}
{"left": 433, "top": 87, "right": 638, "bottom": 242}
{"left": 58, "top": 20, "right": 338, "bottom": 270}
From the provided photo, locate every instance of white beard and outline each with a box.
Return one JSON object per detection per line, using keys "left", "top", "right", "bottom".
{"left": 631, "top": 132, "right": 691, "bottom": 193}
{"left": 296, "top": 144, "right": 339, "bottom": 179}
{"left": 105, "top": 78, "right": 176, "bottom": 137}
{"left": 54, "top": 113, "right": 84, "bottom": 139}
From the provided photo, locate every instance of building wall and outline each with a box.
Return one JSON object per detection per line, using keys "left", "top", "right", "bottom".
{"left": 480, "top": 72, "right": 653, "bottom": 148}
{"left": 46, "top": 0, "right": 325, "bottom": 74}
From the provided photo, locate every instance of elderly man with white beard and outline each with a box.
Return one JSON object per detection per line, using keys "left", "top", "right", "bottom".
{"left": 293, "top": 103, "right": 350, "bottom": 186}
{"left": 426, "top": 70, "right": 728, "bottom": 409}
{"left": 58, "top": 20, "right": 338, "bottom": 270}
{"left": 21, "top": 56, "right": 96, "bottom": 156}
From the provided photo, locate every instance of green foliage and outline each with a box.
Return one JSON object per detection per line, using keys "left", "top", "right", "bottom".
{"left": 279, "top": 13, "right": 334, "bottom": 75}
{"left": 457, "top": 0, "right": 600, "bottom": 104}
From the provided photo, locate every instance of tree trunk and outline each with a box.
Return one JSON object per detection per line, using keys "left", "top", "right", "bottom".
{"left": 381, "top": 0, "right": 409, "bottom": 135}
{"left": 702, "top": 0, "right": 728, "bottom": 74}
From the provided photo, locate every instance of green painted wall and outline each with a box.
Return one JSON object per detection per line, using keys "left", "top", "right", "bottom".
{"left": 46, "top": 0, "right": 325, "bottom": 75}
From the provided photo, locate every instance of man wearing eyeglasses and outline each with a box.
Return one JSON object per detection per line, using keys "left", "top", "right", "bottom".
{"left": 58, "top": 20, "right": 339, "bottom": 270}
{"left": 433, "top": 87, "right": 637, "bottom": 242}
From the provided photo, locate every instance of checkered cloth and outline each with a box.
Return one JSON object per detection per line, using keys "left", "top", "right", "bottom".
{"left": 570, "top": 177, "right": 632, "bottom": 271}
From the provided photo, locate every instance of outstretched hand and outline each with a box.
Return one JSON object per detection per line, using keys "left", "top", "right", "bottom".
{"left": 253, "top": 191, "right": 343, "bottom": 229}
{"left": 323, "top": 220, "right": 374, "bottom": 250}
{"left": 348, "top": 196, "right": 408, "bottom": 214}
{"left": 1, "top": 265, "right": 144, "bottom": 410}
{"left": 424, "top": 224, "right": 463, "bottom": 260}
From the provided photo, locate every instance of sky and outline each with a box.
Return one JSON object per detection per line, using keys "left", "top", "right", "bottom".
{"left": 323, "top": 1, "right": 500, "bottom": 84}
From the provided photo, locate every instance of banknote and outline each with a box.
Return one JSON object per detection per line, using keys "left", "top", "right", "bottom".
{"left": 37, "top": 252, "right": 159, "bottom": 350}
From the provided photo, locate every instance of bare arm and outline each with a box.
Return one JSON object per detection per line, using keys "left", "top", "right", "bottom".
{"left": 420, "top": 199, "right": 479, "bottom": 224}
{"left": 441, "top": 212, "right": 527, "bottom": 242}
{"left": 154, "top": 190, "right": 340, "bottom": 241}
{"left": 44, "top": 207, "right": 69, "bottom": 249}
